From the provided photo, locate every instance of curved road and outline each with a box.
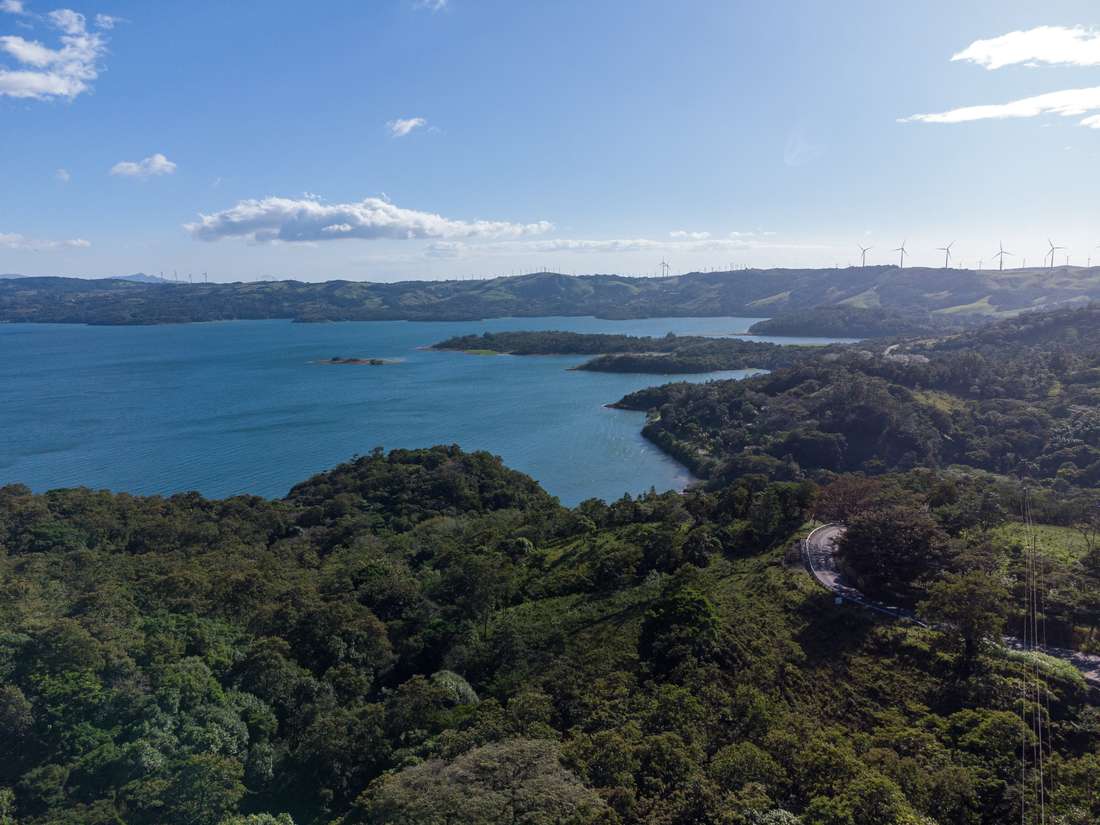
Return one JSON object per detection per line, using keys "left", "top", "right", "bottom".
{"left": 804, "top": 523, "right": 1100, "bottom": 686}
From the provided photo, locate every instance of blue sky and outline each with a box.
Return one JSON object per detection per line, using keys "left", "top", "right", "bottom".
{"left": 3, "top": 0, "right": 1100, "bottom": 281}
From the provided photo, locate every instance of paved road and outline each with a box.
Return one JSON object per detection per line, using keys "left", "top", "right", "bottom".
{"left": 803, "top": 523, "right": 1100, "bottom": 686}
{"left": 804, "top": 523, "right": 922, "bottom": 623}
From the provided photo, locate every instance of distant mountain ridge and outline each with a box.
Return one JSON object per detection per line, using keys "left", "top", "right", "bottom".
{"left": 1, "top": 266, "right": 1098, "bottom": 325}
{"left": 0, "top": 272, "right": 169, "bottom": 283}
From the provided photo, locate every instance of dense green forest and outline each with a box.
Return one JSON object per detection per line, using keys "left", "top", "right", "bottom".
{"left": 1, "top": 444, "right": 1098, "bottom": 825}
{"left": 3, "top": 266, "right": 1099, "bottom": 324}
{"left": 433, "top": 330, "right": 817, "bottom": 374}
{"left": 616, "top": 305, "right": 1100, "bottom": 487}
{"left": 5, "top": 304, "right": 1100, "bottom": 824}
{"left": 745, "top": 308, "right": 958, "bottom": 339}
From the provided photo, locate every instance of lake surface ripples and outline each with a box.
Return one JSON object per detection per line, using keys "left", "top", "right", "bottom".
{"left": 0, "top": 316, "right": 849, "bottom": 504}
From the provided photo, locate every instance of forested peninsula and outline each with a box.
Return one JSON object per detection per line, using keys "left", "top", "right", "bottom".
{"left": 432, "top": 330, "right": 819, "bottom": 373}
{"left": 614, "top": 304, "right": 1100, "bottom": 487}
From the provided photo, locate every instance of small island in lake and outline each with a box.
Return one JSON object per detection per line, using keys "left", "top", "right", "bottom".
{"left": 315, "top": 356, "right": 401, "bottom": 365}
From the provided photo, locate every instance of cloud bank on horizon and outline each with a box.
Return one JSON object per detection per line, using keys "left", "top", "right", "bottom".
{"left": 424, "top": 233, "right": 820, "bottom": 260}
{"left": 185, "top": 195, "right": 804, "bottom": 259}
{"left": 0, "top": 5, "right": 110, "bottom": 100}
{"left": 904, "top": 25, "right": 1100, "bottom": 130}
{"left": 186, "top": 196, "right": 554, "bottom": 244}
{"left": 1, "top": 231, "right": 89, "bottom": 250}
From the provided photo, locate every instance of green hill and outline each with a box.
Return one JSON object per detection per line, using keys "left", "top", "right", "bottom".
{"left": 0, "top": 446, "right": 1097, "bottom": 825}
{"left": 4, "top": 266, "right": 1100, "bottom": 325}
{"left": 617, "top": 304, "right": 1100, "bottom": 486}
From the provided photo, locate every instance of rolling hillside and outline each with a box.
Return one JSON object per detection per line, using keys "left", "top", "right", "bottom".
{"left": 2, "top": 265, "right": 1099, "bottom": 325}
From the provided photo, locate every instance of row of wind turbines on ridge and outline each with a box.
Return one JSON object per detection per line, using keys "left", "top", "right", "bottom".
{"left": 857, "top": 239, "right": 1097, "bottom": 271}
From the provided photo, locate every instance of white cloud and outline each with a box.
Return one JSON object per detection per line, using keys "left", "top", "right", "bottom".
{"left": 952, "top": 26, "right": 1100, "bottom": 70}
{"left": 424, "top": 239, "right": 666, "bottom": 259}
{"left": 0, "top": 231, "right": 90, "bottom": 250}
{"left": 47, "top": 8, "right": 84, "bottom": 34}
{"left": 54, "top": 167, "right": 70, "bottom": 182}
{"left": 905, "top": 25, "right": 1100, "bottom": 131}
{"left": 387, "top": 116, "right": 427, "bottom": 137}
{"left": 0, "top": 8, "right": 109, "bottom": 100}
{"left": 0, "top": 1, "right": 26, "bottom": 14}
{"left": 426, "top": 235, "right": 822, "bottom": 259}
{"left": 669, "top": 230, "right": 710, "bottom": 240}
{"left": 2, "top": 37, "right": 57, "bottom": 66}
{"left": 186, "top": 196, "right": 554, "bottom": 244}
{"left": 110, "top": 153, "right": 177, "bottom": 178}
{"left": 901, "top": 85, "right": 1100, "bottom": 128}
{"left": 94, "top": 13, "right": 119, "bottom": 30}
{"left": 414, "top": 0, "right": 447, "bottom": 11}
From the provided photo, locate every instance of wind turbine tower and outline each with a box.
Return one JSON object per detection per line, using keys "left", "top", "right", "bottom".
{"left": 936, "top": 241, "right": 954, "bottom": 268}
{"left": 858, "top": 244, "right": 872, "bottom": 268}
{"left": 1047, "top": 239, "right": 1065, "bottom": 269}
{"left": 659, "top": 260, "right": 671, "bottom": 277}
{"left": 893, "top": 241, "right": 908, "bottom": 269}
{"left": 993, "top": 242, "right": 1013, "bottom": 272}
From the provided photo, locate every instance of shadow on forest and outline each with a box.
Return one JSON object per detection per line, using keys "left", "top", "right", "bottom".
{"left": 793, "top": 588, "right": 885, "bottom": 666}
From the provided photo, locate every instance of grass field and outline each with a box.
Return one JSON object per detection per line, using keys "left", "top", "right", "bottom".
{"left": 747, "top": 290, "right": 792, "bottom": 308}
{"left": 987, "top": 522, "right": 1092, "bottom": 564}
{"left": 934, "top": 295, "right": 997, "bottom": 316}
{"left": 913, "top": 389, "right": 967, "bottom": 413}
{"left": 837, "top": 287, "right": 881, "bottom": 309}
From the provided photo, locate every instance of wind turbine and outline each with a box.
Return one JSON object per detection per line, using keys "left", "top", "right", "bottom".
{"left": 858, "top": 244, "right": 872, "bottom": 268}
{"left": 1047, "top": 239, "right": 1065, "bottom": 269}
{"left": 993, "top": 242, "right": 1013, "bottom": 272}
{"left": 893, "top": 241, "right": 908, "bottom": 269}
{"left": 936, "top": 241, "right": 954, "bottom": 268}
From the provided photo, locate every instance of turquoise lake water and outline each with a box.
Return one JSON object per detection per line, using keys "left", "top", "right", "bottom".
{"left": 0, "top": 317, "right": 848, "bottom": 505}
